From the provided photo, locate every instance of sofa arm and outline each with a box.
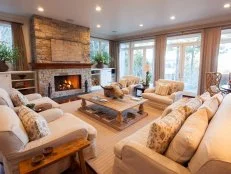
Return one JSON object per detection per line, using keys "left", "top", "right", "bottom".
{"left": 119, "top": 142, "right": 190, "bottom": 174}
{"left": 144, "top": 87, "right": 155, "bottom": 93}
{"left": 39, "top": 108, "right": 64, "bottom": 123}
{"left": 170, "top": 91, "right": 183, "bottom": 102}
{"left": 25, "top": 93, "right": 42, "bottom": 101}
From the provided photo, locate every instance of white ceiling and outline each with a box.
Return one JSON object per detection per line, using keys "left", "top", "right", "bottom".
{"left": 0, "top": 0, "right": 231, "bottom": 39}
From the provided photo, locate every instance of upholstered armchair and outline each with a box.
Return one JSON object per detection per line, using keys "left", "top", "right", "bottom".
{"left": 142, "top": 79, "right": 184, "bottom": 109}
{"left": 116, "top": 75, "right": 140, "bottom": 95}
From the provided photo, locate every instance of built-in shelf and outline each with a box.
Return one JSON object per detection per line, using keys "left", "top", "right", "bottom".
{"left": 12, "top": 79, "right": 35, "bottom": 82}
{"left": 16, "top": 86, "right": 36, "bottom": 90}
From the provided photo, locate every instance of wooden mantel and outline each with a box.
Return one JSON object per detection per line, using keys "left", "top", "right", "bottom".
{"left": 31, "top": 63, "right": 93, "bottom": 69}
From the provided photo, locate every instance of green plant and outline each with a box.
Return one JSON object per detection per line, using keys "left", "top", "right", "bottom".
{"left": 93, "top": 51, "right": 110, "bottom": 65}
{"left": 0, "top": 42, "right": 19, "bottom": 64}
{"left": 145, "top": 71, "right": 151, "bottom": 86}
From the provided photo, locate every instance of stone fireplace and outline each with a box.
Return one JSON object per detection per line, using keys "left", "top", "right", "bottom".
{"left": 30, "top": 15, "right": 92, "bottom": 98}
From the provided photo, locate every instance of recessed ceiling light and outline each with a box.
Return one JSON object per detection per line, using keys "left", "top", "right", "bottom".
{"left": 170, "top": 16, "right": 176, "bottom": 20}
{"left": 96, "top": 24, "right": 101, "bottom": 28}
{"left": 37, "top": 7, "right": 44, "bottom": 12}
{"left": 224, "top": 3, "right": 231, "bottom": 8}
{"left": 139, "top": 24, "right": 143, "bottom": 27}
{"left": 96, "top": 5, "right": 102, "bottom": 12}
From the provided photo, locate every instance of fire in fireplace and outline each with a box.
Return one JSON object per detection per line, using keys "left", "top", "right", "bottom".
{"left": 54, "top": 75, "right": 81, "bottom": 91}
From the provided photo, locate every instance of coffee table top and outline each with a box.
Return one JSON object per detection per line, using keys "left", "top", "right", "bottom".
{"left": 79, "top": 92, "right": 147, "bottom": 112}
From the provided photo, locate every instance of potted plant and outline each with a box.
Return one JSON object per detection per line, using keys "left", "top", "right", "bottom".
{"left": 0, "top": 42, "right": 19, "bottom": 72}
{"left": 93, "top": 51, "right": 110, "bottom": 68}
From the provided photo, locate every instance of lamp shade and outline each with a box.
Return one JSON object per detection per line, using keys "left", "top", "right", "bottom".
{"left": 144, "top": 64, "right": 150, "bottom": 72}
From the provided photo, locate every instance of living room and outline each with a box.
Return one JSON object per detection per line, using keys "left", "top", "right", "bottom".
{"left": 0, "top": 0, "right": 231, "bottom": 174}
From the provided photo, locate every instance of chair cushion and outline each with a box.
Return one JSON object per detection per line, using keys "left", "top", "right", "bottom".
{"left": 184, "top": 97, "right": 202, "bottom": 117}
{"left": 165, "top": 109, "right": 208, "bottom": 164}
{"left": 199, "top": 92, "right": 211, "bottom": 103}
{"left": 18, "top": 106, "right": 50, "bottom": 141}
{"left": 147, "top": 107, "right": 186, "bottom": 154}
{"left": 0, "top": 106, "right": 29, "bottom": 154}
{"left": 10, "top": 88, "right": 29, "bottom": 107}
{"left": 142, "top": 93, "right": 173, "bottom": 105}
{"left": 30, "top": 97, "right": 60, "bottom": 108}
{"left": 199, "top": 97, "right": 218, "bottom": 120}
{"left": 155, "top": 82, "right": 170, "bottom": 96}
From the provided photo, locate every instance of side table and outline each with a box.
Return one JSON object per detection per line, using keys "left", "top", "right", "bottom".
{"left": 134, "top": 85, "right": 149, "bottom": 97}
{"left": 19, "top": 139, "right": 90, "bottom": 174}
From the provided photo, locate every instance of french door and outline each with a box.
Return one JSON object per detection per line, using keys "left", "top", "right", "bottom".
{"left": 165, "top": 43, "right": 200, "bottom": 94}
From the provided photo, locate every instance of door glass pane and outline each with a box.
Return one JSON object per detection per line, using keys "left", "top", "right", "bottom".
{"left": 133, "top": 49, "right": 144, "bottom": 78}
{"left": 146, "top": 48, "right": 154, "bottom": 83}
{"left": 183, "top": 45, "right": 200, "bottom": 93}
{"left": 90, "top": 39, "right": 99, "bottom": 62}
{"left": 165, "top": 46, "right": 180, "bottom": 80}
{"left": 119, "top": 49, "right": 130, "bottom": 77}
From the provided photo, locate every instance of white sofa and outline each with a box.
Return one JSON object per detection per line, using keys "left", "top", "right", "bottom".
{"left": 113, "top": 94, "right": 231, "bottom": 174}
{"left": 142, "top": 79, "right": 184, "bottom": 109}
{"left": 0, "top": 105, "right": 97, "bottom": 174}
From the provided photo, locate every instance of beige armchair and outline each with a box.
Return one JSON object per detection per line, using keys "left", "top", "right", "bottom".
{"left": 142, "top": 79, "right": 184, "bottom": 109}
{"left": 117, "top": 75, "right": 140, "bottom": 95}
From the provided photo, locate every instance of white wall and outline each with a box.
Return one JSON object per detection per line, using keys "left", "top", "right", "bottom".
{"left": 0, "top": 12, "right": 31, "bottom": 63}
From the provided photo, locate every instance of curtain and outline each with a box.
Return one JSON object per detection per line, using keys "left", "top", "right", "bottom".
{"left": 11, "top": 22, "right": 29, "bottom": 70}
{"left": 109, "top": 40, "right": 119, "bottom": 80}
{"left": 198, "top": 27, "right": 221, "bottom": 94}
{"left": 154, "top": 35, "right": 167, "bottom": 81}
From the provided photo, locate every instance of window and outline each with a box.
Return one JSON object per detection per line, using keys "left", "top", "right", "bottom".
{"left": 0, "top": 22, "right": 12, "bottom": 47}
{"left": 165, "top": 34, "right": 201, "bottom": 94}
{"left": 90, "top": 37, "right": 109, "bottom": 62}
{"left": 119, "top": 40, "right": 155, "bottom": 83}
{"left": 218, "top": 29, "right": 231, "bottom": 85}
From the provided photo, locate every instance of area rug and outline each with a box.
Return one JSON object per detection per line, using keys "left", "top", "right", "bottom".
{"left": 60, "top": 100, "right": 162, "bottom": 174}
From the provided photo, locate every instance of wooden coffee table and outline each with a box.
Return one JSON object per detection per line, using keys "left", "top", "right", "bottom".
{"left": 78, "top": 92, "right": 148, "bottom": 131}
{"left": 19, "top": 139, "right": 90, "bottom": 174}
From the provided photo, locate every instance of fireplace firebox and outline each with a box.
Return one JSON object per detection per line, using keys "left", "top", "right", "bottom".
{"left": 54, "top": 75, "right": 81, "bottom": 91}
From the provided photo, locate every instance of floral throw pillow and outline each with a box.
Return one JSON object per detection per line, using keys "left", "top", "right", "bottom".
{"left": 184, "top": 97, "right": 202, "bottom": 117}
{"left": 147, "top": 107, "right": 186, "bottom": 154}
{"left": 18, "top": 106, "right": 50, "bottom": 141}
{"left": 10, "top": 88, "right": 29, "bottom": 107}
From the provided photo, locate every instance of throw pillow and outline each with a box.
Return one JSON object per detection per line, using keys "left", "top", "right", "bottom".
{"left": 119, "top": 79, "right": 128, "bottom": 88}
{"left": 213, "top": 93, "right": 223, "bottom": 105}
{"left": 165, "top": 109, "right": 208, "bottom": 164}
{"left": 147, "top": 107, "right": 186, "bottom": 154}
{"left": 168, "top": 83, "right": 178, "bottom": 95}
{"left": 199, "top": 97, "right": 218, "bottom": 120}
{"left": 18, "top": 105, "right": 50, "bottom": 141}
{"left": 184, "top": 97, "right": 202, "bottom": 117}
{"left": 155, "top": 83, "right": 170, "bottom": 96}
{"left": 199, "top": 92, "right": 211, "bottom": 103}
{"left": 10, "top": 88, "right": 29, "bottom": 107}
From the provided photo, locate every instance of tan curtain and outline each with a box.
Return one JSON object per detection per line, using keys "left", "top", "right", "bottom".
{"left": 11, "top": 22, "right": 28, "bottom": 70}
{"left": 199, "top": 27, "right": 221, "bottom": 94}
{"left": 154, "top": 35, "right": 167, "bottom": 81}
{"left": 109, "top": 40, "right": 119, "bottom": 80}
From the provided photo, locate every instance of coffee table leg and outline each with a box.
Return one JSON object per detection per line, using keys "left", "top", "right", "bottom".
{"left": 81, "top": 99, "right": 86, "bottom": 109}
{"left": 139, "top": 104, "right": 144, "bottom": 114}
{"left": 116, "top": 112, "right": 123, "bottom": 123}
{"left": 78, "top": 150, "right": 87, "bottom": 174}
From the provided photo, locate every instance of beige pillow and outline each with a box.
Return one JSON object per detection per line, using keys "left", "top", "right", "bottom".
{"left": 165, "top": 109, "right": 208, "bottom": 164}
{"left": 199, "top": 92, "right": 211, "bottom": 103}
{"left": 147, "top": 107, "right": 186, "bottom": 154}
{"left": 213, "top": 93, "right": 223, "bottom": 105}
{"left": 199, "top": 97, "right": 218, "bottom": 120}
{"left": 155, "top": 83, "right": 170, "bottom": 96}
{"left": 168, "top": 83, "right": 178, "bottom": 95}
{"left": 10, "top": 88, "right": 29, "bottom": 107}
{"left": 119, "top": 79, "right": 128, "bottom": 88}
{"left": 184, "top": 97, "right": 202, "bottom": 117}
{"left": 18, "top": 106, "right": 50, "bottom": 141}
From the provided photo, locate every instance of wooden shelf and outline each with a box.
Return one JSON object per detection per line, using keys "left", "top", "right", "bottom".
{"left": 15, "top": 86, "right": 36, "bottom": 91}
{"left": 12, "top": 79, "right": 35, "bottom": 82}
{"left": 31, "top": 63, "right": 93, "bottom": 69}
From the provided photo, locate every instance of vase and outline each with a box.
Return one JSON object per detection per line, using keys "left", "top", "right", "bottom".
{"left": 96, "top": 62, "right": 104, "bottom": 68}
{"left": 0, "top": 60, "right": 9, "bottom": 72}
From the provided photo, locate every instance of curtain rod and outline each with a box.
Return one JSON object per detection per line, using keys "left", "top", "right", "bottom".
{"left": 0, "top": 19, "right": 23, "bottom": 25}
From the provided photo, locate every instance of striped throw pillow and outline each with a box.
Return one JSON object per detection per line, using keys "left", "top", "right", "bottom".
{"left": 155, "top": 83, "right": 170, "bottom": 96}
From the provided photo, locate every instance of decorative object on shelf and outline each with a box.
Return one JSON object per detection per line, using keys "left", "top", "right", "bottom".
{"left": 18, "top": 74, "right": 26, "bottom": 79}
{"left": 0, "top": 42, "right": 19, "bottom": 72}
{"left": 101, "top": 84, "right": 124, "bottom": 99}
{"left": 93, "top": 51, "right": 111, "bottom": 68}
{"left": 143, "top": 64, "right": 151, "bottom": 87}
{"left": 48, "top": 83, "right": 52, "bottom": 98}
{"left": 85, "top": 80, "right": 89, "bottom": 93}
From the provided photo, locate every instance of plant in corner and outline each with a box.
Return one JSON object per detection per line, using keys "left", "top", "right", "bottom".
{"left": 0, "top": 42, "right": 19, "bottom": 72}
{"left": 93, "top": 51, "right": 110, "bottom": 68}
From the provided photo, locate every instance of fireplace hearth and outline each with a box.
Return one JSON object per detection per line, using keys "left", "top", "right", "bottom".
{"left": 54, "top": 75, "right": 81, "bottom": 91}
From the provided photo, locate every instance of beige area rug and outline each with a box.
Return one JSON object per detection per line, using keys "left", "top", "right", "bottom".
{"left": 60, "top": 100, "right": 162, "bottom": 174}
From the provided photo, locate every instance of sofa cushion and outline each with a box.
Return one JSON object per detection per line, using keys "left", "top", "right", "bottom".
{"left": 168, "top": 83, "right": 178, "bottom": 95}
{"left": 158, "top": 79, "right": 184, "bottom": 91}
{"left": 10, "top": 88, "right": 29, "bottom": 107}
{"left": 0, "top": 88, "right": 14, "bottom": 108}
{"left": 18, "top": 106, "right": 50, "bottom": 141}
{"left": 188, "top": 94, "right": 231, "bottom": 174}
{"left": 0, "top": 106, "right": 29, "bottom": 154}
{"left": 213, "top": 93, "right": 223, "bottom": 105}
{"left": 30, "top": 97, "right": 60, "bottom": 108}
{"left": 147, "top": 108, "right": 186, "bottom": 154}
{"left": 165, "top": 109, "right": 208, "bottom": 164}
{"left": 155, "top": 83, "right": 170, "bottom": 96}
{"left": 199, "top": 97, "right": 218, "bottom": 120}
{"left": 184, "top": 97, "right": 202, "bottom": 117}
{"left": 142, "top": 93, "right": 173, "bottom": 105}
{"left": 199, "top": 92, "right": 211, "bottom": 103}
